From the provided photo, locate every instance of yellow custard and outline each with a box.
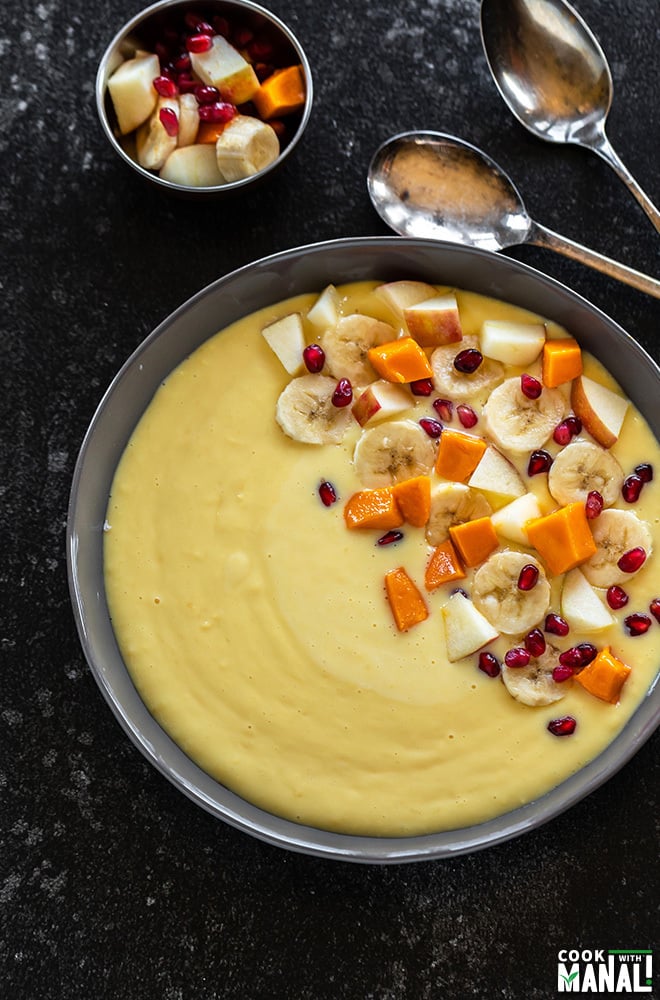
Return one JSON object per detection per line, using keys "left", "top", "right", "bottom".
{"left": 104, "top": 282, "right": 660, "bottom": 836}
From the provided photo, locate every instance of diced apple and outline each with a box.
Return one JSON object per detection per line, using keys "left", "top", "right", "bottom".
{"left": 491, "top": 492, "right": 543, "bottom": 545}
{"left": 561, "top": 568, "right": 615, "bottom": 632}
{"left": 307, "top": 284, "right": 340, "bottom": 330}
{"left": 159, "top": 144, "right": 225, "bottom": 186}
{"left": 479, "top": 320, "right": 546, "bottom": 366}
{"left": 261, "top": 313, "right": 306, "bottom": 375}
{"left": 571, "top": 374, "right": 629, "bottom": 449}
{"left": 190, "top": 35, "right": 260, "bottom": 105}
{"left": 177, "top": 93, "right": 200, "bottom": 147}
{"left": 352, "top": 380, "right": 412, "bottom": 427}
{"left": 374, "top": 280, "right": 439, "bottom": 316}
{"left": 107, "top": 52, "right": 160, "bottom": 135}
{"left": 403, "top": 295, "right": 463, "bottom": 347}
{"left": 136, "top": 97, "right": 178, "bottom": 170}
{"left": 468, "top": 446, "right": 526, "bottom": 501}
{"left": 441, "top": 591, "right": 499, "bottom": 662}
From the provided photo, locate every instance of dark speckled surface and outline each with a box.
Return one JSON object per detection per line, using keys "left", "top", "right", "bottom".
{"left": 2, "top": 0, "right": 659, "bottom": 997}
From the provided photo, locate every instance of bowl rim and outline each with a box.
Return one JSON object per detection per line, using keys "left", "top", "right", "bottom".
{"left": 95, "top": 0, "right": 314, "bottom": 194}
{"left": 67, "top": 236, "right": 660, "bottom": 863}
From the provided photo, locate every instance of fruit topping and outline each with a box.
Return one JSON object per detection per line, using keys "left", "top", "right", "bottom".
{"left": 518, "top": 563, "right": 539, "bottom": 591}
{"left": 527, "top": 450, "right": 553, "bottom": 476}
{"left": 552, "top": 664, "right": 574, "bottom": 683}
{"left": 650, "top": 598, "right": 660, "bottom": 623}
{"left": 584, "top": 490, "right": 604, "bottom": 519}
{"left": 622, "top": 474, "right": 643, "bottom": 503}
{"left": 520, "top": 373, "right": 542, "bottom": 399}
{"left": 624, "top": 613, "right": 652, "bottom": 636}
{"left": 504, "top": 647, "right": 531, "bottom": 668}
{"left": 547, "top": 716, "right": 577, "bottom": 736}
{"left": 159, "top": 106, "right": 179, "bottom": 136}
{"left": 454, "top": 348, "right": 483, "bottom": 374}
{"left": 545, "top": 613, "right": 570, "bottom": 637}
{"left": 635, "top": 463, "right": 653, "bottom": 483}
{"left": 478, "top": 651, "right": 501, "bottom": 677}
{"left": 617, "top": 546, "right": 647, "bottom": 574}
{"left": 606, "top": 585, "right": 629, "bottom": 609}
{"left": 433, "top": 398, "right": 454, "bottom": 421}
{"left": 377, "top": 530, "right": 404, "bottom": 546}
{"left": 303, "top": 344, "right": 325, "bottom": 373}
{"left": 524, "top": 628, "right": 546, "bottom": 657}
{"left": 332, "top": 378, "right": 353, "bottom": 408}
{"left": 542, "top": 337, "right": 582, "bottom": 388}
{"left": 385, "top": 567, "right": 429, "bottom": 632}
{"left": 435, "top": 429, "right": 486, "bottom": 482}
{"left": 574, "top": 647, "right": 631, "bottom": 703}
{"left": 411, "top": 378, "right": 434, "bottom": 396}
{"left": 419, "top": 417, "right": 443, "bottom": 439}
{"left": 318, "top": 481, "right": 337, "bottom": 507}
{"left": 456, "top": 404, "right": 478, "bottom": 428}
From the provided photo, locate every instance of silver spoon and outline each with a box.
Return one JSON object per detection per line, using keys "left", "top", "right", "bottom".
{"left": 480, "top": 0, "right": 660, "bottom": 232}
{"left": 367, "top": 131, "right": 660, "bottom": 298}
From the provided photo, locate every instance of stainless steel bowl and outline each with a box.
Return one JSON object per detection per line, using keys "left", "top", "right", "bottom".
{"left": 96, "top": 0, "right": 313, "bottom": 195}
{"left": 67, "top": 237, "right": 660, "bottom": 862}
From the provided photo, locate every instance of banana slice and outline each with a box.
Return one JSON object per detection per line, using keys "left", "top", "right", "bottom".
{"left": 547, "top": 440, "right": 624, "bottom": 507}
{"left": 276, "top": 374, "right": 352, "bottom": 444}
{"left": 353, "top": 419, "right": 436, "bottom": 487}
{"left": 136, "top": 97, "right": 179, "bottom": 170}
{"left": 425, "top": 482, "right": 492, "bottom": 545}
{"left": 482, "top": 377, "right": 566, "bottom": 453}
{"left": 472, "top": 551, "right": 550, "bottom": 634}
{"left": 430, "top": 335, "right": 504, "bottom": 401}
{"left": 215, "top": 115, "right": 280, "bottom": 181}
{"left": 502, "top": 643, "right": 567, "bottom": 706}
{"left": 320, "top": 314, "right": 397, "bottom": 387}
{"left": 581, "top": 509, "right": 653, "bottom": 587}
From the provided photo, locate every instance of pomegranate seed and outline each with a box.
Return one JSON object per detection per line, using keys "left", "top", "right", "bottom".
{"left": 624, "top": 613, "right": 652, "bottom": 636}
{"left": 198, "top": 102, "right": 236, "bottom": 123}
{"left": 545, "top": 612, "right": 569, "bottom": 637}
{"left": 584, "top": 490, "right": 604, "bottom": 519}
{"left": 155, "top": 41, "right": 171, "bottom": 63}
{"left": 566, "top": 415, "right": 582, "bottom": 435}
{"left": 233, "top": 27, "right": 254, "bottom": 46}
{"left": 318, "top": 481, "right": 337, "bottom": 506}
{"left": 547, "top": 716, "right": 577, "bottom": 737}
{"left": 606, "top": 585, "right": 629, "bottom": 609}
{"left": 478, "top": 651, "right": 501, "bottom": 678}
{"left": 518, "top": 564, "right": 539, "bottom": 591}
{"left": 635, "top": 463, "right": 653, "bottom": 483}
{"left": 650, "top": 598, "right": 660, "bottom": 623}
{"left": 332, "top": 378, "right": 353, "bottom": 407}
{"left": 184, "top": 11, "right": 203, "bottom": 29}
{"left": 303, "top": 344, "right": 325, "bottom": 373}
{"left": 527, "top": 450, "right": 553, "bottom": 476}
{"left": 576, "top": 642, "right": 597, "bottom": 665}
{"left": 505, "top": 647, "right": 530, "bottom": 668}
{"left": 187, "top": 34, "right": 213, "bottom": 53}
{"left": 153, "top": 75, "right": 178, "bottom": 97}
{"left": 213, "top": 16, "right": 230, "bottom": 36}
{"left": 622, "top": 474, "right": 643, "bottom": 504}
{"left": 524, "top": 628, "right": 546, "bottom": 657}
{"left": 559, "top": 643, "right": 597, "bottom": 668}
{"left": 454, "top": 348, "right": 483, "bottom": 374}
{"left": 159, "top": 65, "right": 176, "bottom": 80}
{"left": 377, "top": 530, "right": 403, "bottom": 546}
{"left": 173, "top": 52, "right": 191, "bottom": 72}
{"left": 433, "top": 398, "right": 453, "bottom": 422}
{"left": 552, "top": 663, "right": 574, "bottom": 683}
{"left": 159, "top": 106, "right": 179, "bottom": 136}
{"left": 249, "top": 39, "right": 274, "bottom": 61}
{"left": 456, "top": 404, "right": 478, "bottom": 428}
{"left": 195, "top": 21, "right": 214, "bottom": 35}
{"left": 618, "top": 546, "right": 647, "bottom": 573}
{"left": 520, "top": 373, "right": 542, "bottom": 399}
{"left": 410, "top": 378, "right": 433, "bottom": 396}
{"left": 195, "top": 84, "right": 220, "bottom": 104}
{"left": 419, "top": 417, "right": 443, "bottom": 438}
{"left": 177, "top": 73, "right": 199, "bottom": 93}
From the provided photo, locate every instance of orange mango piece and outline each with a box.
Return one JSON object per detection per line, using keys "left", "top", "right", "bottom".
{"left": 392, "top": 475, "right": 431, "bottom": 527}
{"left": 448, "top": 516, "right": 499, "bottom": 568}
{"left": 344, "top": 487, "right": 403, "bottom": 531}
{"left": 574, "top": 646, "right": 631, "bottom": 703}
{"left": 384, "top": 567, "right": 429, "bottom": 631}
{"left": 367, "top": 337, "right": 433, "bottom": 383}
{"left": 542, "top": 337, "right": 583, "bottom": 388}
{"left": 525, "top": 502, "right": 596, "bottom": 575}
{"left": 435, "top": 429, "right": 487, "bottom": 482}
{"left": 252, "top": 64, "right": 306, "bottom": 119}
{"left": 197, "top": 121, "right": 229, "bottom": 144}
{"left": 424, "top": 539, "right": 466, "bottom": 591}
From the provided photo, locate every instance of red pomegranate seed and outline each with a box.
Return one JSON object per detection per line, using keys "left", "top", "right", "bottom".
{"left": 478, "top": 651, "right": 501, "bottom": 677}
{"left": 159, "top": 106, "right": 179, "bottom": 136}
{"left": 318, "top": 481, "right": 337, "bottom": 507}
{"left": 249, "top": 38, "right": 274, "bottom": 61}
{"left": 521, "top": 373, "right": 542, "bottom": 399}
{"left": 606, "top": 585, "right": 629, "bottom": 609}
{"left": 552, "top": 663, "right": 574, "bottom": 683}
{"left": 233, "top": 27, "right": 254, "bottom": 46}
{"left": 518, "top": 564, "right": 539, "bottom": 591}
{"left": 410, "top": 378, "right": 433, "bottom": 396}
{"left": 552, "top": 420, "right": 571, "bottom": 446}
{"left": 198, "top": 102, "right": 236, "bottom": 123}
{"left": 635, "top": 463, "right": 653, "bottom": 483}
{"left": 377, "top": 530, "right": 404, "bottom": 546}
{"left": 195, "top": 84, "right": 220, "bottom": 104}
{"left": 177, "top": 73, "right": 199, "bottom": 93}
{"left": 433, "top": 398, "right": 453, "bottom": 422}
{"left": 456, "top": 404, "right": 478, "bottom": 428}
{"left": 650, "top": 598, "right": 660, "bottom": 623}
{"left": 159, "top": 64, "right": 176, "bottom": 79}
{"left": 527, "top": 450, "right": 553, "bottom": 476}
{"left": 566, "top": 415, "right": 582, "bottom": 435}
{"left": 618, "top": 546, "right": 647, "bottom": 573}
{"left": 213, "top": 16, "right": 230, "bottom": 36}
{"left": 187, "top": 34, "right": 213, "bottom": 53}
{"left": 624, "top": 613, "right": 652, "bottom": 636}
{"left": 153, "top": 75, "right": 178, "bottom": 97}
{"left": 303, "top": 344, "right": 325, "bottom": 373}
{"left": 505, "top": 647, "right": 530, "bottom": 668}
{"left": 584, "top": 490, "right": 604, "bottom": 519}
{"left": 545, "top": 612, "right": 569, "bottom": 637}
{"left": 184, "top": 11, "right": 203, "bottom": 29}
{"left": 576, "top": 642, "right": 597, "bottom": 665}
{"left": 547, "top": 716, "right": 577, "bottom": 737}
{"left": 419, "top": 417, "right": 443, "bottom": 438}
{"left": 622, "top": 474, "right": 643, "bottom": 503}
{"left": 173, "top": 52, "right": 192, "bottom": 72}
{"left": 524, "top": 628, "right": 546, "bottom": 657}
{"left": 559, "top": 643, "right": 597, "bottom": 668}
{"left": 155, "top": 41, "right": 171, "bottom": 63}
{"left": 454, "top": 348, "right": 483, "bottom": 374}
{"left": 332, "top": 378, "right": 353, "bottom": 407}
{"left": 195, "top": 21, "right": 214, "bottom": 35}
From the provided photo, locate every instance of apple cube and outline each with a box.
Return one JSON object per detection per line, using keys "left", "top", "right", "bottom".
{"left": 468, "top": 446, "right": 525, "bottom": 500}
{"left": 352, "top": 380, "right": 412, "bottom": 427}
{"left": 307, "top": 284, "right": 340, "bottom": 330}
{"left": 160, "top": 144, "right": 225, "bottom": 186}
{"left": 480, "top": 320, "right": 546, "bottom": 366}
{"left": 571, "top": 375, "right": 629, "bottom": 449}
{"left": 374, "top": 280, "right": 438, "bottom": 316}
{"left": 441, "top": 591, "right": 499, "bottom": 662}
{"left": 190, "top": 35, "right": 260, "bottom": 105}
{"left": 403, "top": 295, "right": 463, "bottom": 347}
{"left": 561, "top": 568, "right": 615, "bottom": 632}
{"left": 491, "top": 492, "right": 543, "bottom": 545}
{"left": 107, "top": 52, "right": 160, "bottom": 135}
{"left": 261, "top": 313, "right": 306, "bottom": 375}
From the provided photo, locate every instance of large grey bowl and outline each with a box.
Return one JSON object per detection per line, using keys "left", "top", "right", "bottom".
{"left": 67, "top": 237, "right": 660, "bottom": 863}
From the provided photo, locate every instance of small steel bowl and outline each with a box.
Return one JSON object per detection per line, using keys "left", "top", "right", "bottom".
{"left": 96, "top": 0, "right": 313, "bottom": 196}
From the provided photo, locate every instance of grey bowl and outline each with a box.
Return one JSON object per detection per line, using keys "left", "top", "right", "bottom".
{"left": 67, "top": 237, "right": 660, "bottom": 863}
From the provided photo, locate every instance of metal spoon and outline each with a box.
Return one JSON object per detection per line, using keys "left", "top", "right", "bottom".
{"left": 367, "top": 131, "right": 660, "bottom": 298}
{"left": 480, "top": 0, "right": 660, "bottom": 232}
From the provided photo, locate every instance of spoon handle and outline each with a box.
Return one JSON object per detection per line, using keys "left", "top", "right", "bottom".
{"left": 528, "top": 221, "right": 660, "bottom": 299}
{"left": 588, "top": 130, "right": 660, "bottom": 234}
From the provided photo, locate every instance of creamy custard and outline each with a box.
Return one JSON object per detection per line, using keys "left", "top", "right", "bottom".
{"left": 104, "top": 282, "right": 660, "bottom": 836}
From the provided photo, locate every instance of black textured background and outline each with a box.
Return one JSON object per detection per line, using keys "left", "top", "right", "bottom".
{"left": 2, "top": 1, "right": 659, "bottom": 997}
